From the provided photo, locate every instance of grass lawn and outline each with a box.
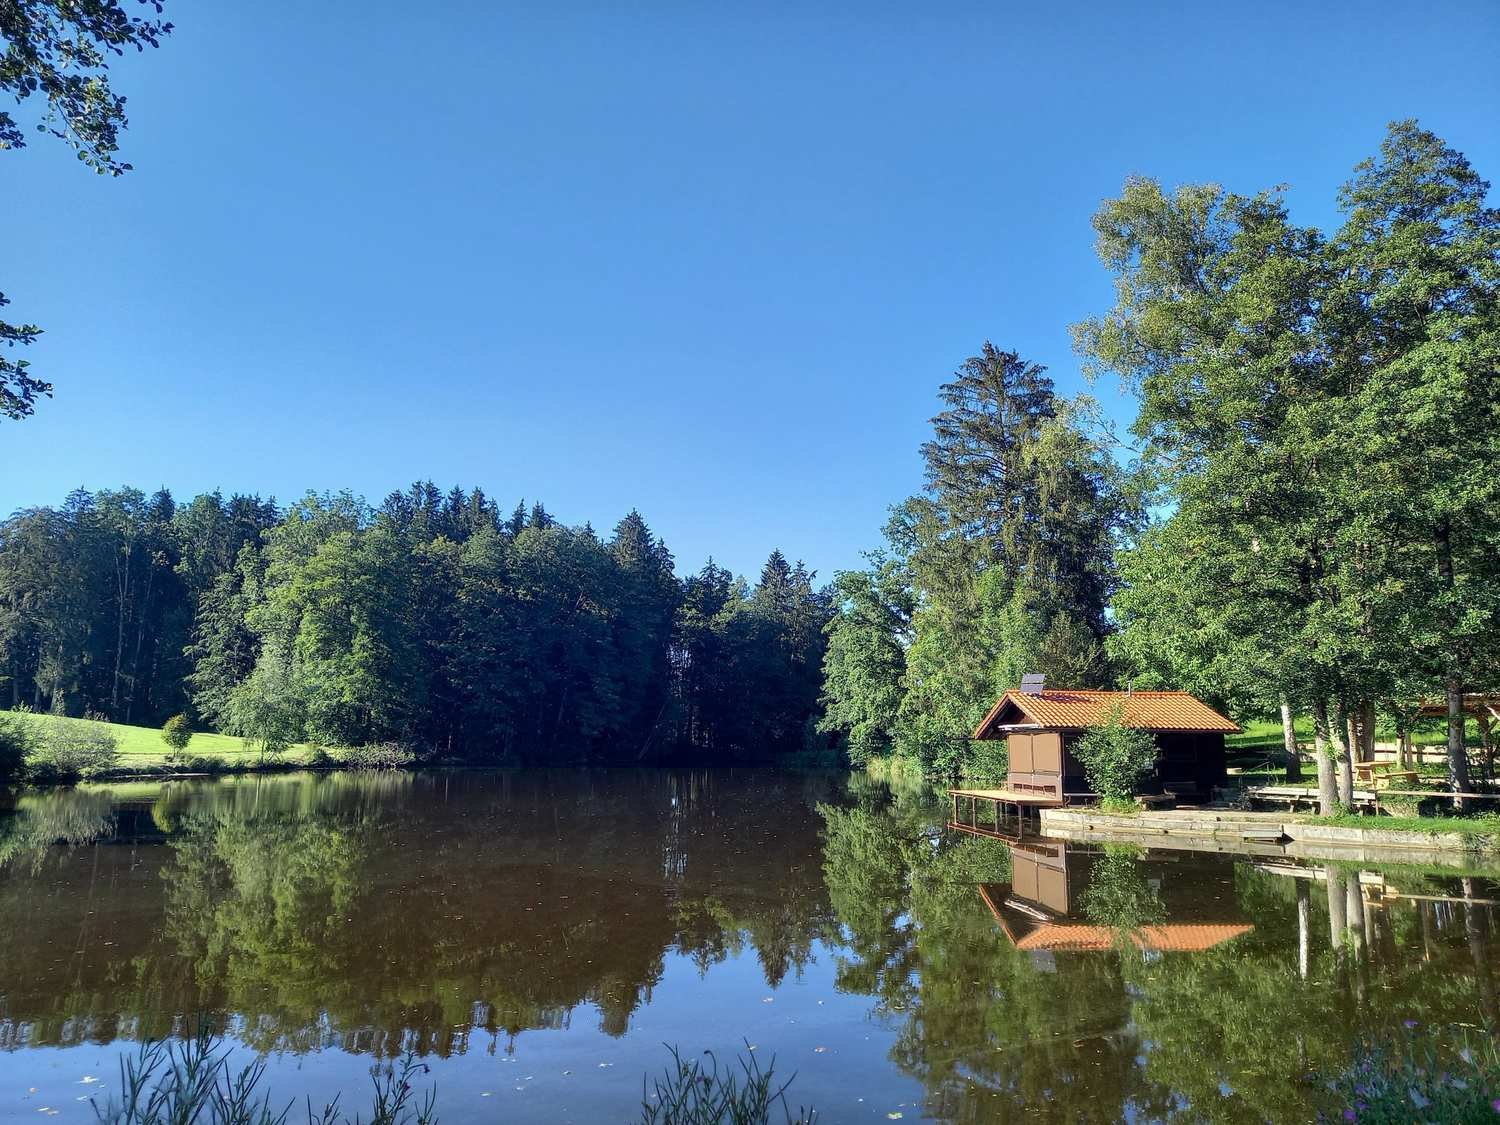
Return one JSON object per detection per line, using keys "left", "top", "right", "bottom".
{"left": 1316, "top": 812, "right": 1500, "bottom": 837}
{"left": 20, "top": 713, "right": 312, "bottom": 769}
{"left": 1226, "top": 715, "right": 1463, "bottom": 753}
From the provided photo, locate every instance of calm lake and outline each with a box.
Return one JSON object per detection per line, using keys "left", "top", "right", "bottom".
{"left": 1, "top": 769, "right": 1497, "bottom": 1122}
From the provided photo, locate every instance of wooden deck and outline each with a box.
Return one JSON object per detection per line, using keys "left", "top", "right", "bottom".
{"left": 947, "top": 787, "right": 1064, "bottom": 839}
{"left": 949, "top": 787, "right": 1065, "bottom": 805}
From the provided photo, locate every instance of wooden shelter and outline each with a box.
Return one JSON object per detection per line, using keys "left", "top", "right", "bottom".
{"left": 972, "top": 683, "right": 1239, "bottom": 803}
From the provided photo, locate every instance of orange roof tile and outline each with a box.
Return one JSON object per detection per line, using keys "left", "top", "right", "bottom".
{"left": 973, "top": 690, "right": 1240, "bottom": 739}
{"left": 1013, "top": 922, "right": 1253, "bottom": 953}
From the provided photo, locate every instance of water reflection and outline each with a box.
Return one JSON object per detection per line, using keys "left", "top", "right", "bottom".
{"left": 0, "top": 771, "right": 839, "bottom": 1059}
{"left": 0, "top": 771, "right": 1497, "bottom": 1122}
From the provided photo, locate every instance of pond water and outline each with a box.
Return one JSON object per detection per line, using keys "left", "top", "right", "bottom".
{"left": 0, "top": 769, "right": 1497, "bottom": 1123}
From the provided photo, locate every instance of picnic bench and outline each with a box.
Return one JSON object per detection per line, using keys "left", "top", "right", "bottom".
{"left": 1354, "top": 762, "right": 1420, "bottom": 790}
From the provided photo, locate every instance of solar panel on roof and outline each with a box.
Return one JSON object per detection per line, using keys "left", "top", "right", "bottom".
{"left": 1020, "top": 673, "right": 1045, "bottom": 696}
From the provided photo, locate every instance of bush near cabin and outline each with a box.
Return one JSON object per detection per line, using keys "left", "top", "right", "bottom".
{"left": 1073, "top": 704, "right": 1158, "bottom": 810}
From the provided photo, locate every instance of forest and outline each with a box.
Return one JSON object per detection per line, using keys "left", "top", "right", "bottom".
{"left": 818, "top": 119, "right": 1500, "bottom": 802}
{"left": 2, "top": 123, "right": 1497, "bottom": 791}
{"left": 0, "top": 487, "right": 828, "bottom": 764}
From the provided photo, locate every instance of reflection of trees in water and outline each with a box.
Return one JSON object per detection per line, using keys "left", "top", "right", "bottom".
{"left": 1078, "top": 845, "right": 1166, "bottom": 938}
{"left": 0, "top": 788, "right": 118, "bottom": 872}
{"left": 0, "top": 769, "right": 842, "bottom": 1056}
{"left": 161, "top": 809, "right": 370, "bottom": 1050}
{"left": 817, "top": 790, "right": 1500, "bottom": 1123}
{"left": 820, "top": 785, "right": 1138, "bottom": 1119}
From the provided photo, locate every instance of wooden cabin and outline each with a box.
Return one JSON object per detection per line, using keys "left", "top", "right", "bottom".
{"left": 972, "top": 682, "right": 1238, "bottom": 803}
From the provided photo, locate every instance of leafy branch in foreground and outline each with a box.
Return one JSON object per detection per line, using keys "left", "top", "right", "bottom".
{"left": 2, "top": 0, "right": 174, "bottom": 420}
{"left": 640, "top": 1044, "right": 816, "bottom": 1125}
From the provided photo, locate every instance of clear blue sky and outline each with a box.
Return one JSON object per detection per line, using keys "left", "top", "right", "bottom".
{"left": 4, "top": 1, "right": 1497, "bottom": 580}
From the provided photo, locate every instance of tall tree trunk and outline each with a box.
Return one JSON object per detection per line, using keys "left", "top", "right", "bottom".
{"left": 1355, "top": 699, "right": 1376, "bottom": 762}
{"left": 1331, "top": 699, "right": 1354, "bottom": 807}
{"left": 125, "top": 559, "right": 156, "bottom": 725}
{"left": 1312, "top": 699, "right": 1338, "bottom": 815}
{"left": 1436, "top": 515, "right": 1472, "bottom": 808}
{"left": 1280, "top": 697, "right": 1302, "bottom": 781}
{"left": 111, "top": 547, "right": 131, "bottom": 717}
{"left": 1447, "top": 678, "right": 1471, "bottom": 811}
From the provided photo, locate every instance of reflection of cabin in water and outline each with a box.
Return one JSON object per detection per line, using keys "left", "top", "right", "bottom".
{"left": 980, "top": 840, "right": 1253, "bottom": 955}
{"left": 971, "top": 678, "right": 1239, "bottom": 805}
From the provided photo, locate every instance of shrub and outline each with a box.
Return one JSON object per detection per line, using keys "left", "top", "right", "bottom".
{"left": 0, "top": 712, "right": 39, "bottom": 780}
{"left": 1073, "top": 702, "right": 1159, "bottom": 808}
{"left": 305, "top": 744, "right": 337, "bottom": 768}
{"left": 25, "top": 719, "right": 120, "bottom": 783}
{"left": 161, "top": 713, "right": 194, "bottom": 756}
{"left": 338, "top": 741, "right": 417, "bottom": 770}
{"left": 963, "top": 738, "right": 1009, "bottom": 781}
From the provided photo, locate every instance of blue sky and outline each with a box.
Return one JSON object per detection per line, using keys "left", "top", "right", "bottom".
{"left": 3, "top": 1, "right": 1497, "bottom": 580}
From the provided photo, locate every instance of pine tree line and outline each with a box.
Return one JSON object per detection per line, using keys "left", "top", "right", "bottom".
{"left": 0, "top": 483, "right": 830, "bottom": 763}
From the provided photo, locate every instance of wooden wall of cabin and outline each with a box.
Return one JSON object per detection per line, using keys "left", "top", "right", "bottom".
{"left": 1006, "top": 731, "right": 1064, "bottom": 798}
{"left": 1005, "top": 728, "right": 1226, "bottom": 800}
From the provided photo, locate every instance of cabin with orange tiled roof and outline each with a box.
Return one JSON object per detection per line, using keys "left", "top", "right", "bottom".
{"left": 972, "top": 677, "right": 1238, "bottom": 803}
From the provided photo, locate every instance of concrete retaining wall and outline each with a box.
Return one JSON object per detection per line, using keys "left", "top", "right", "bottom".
{"left": 1038, "top": 807, "right": 1497, "bottom": 859}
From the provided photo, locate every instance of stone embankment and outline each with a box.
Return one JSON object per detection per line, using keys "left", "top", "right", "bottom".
{"left": 1039, "top": 808, "right": 1499, "bottom": 866}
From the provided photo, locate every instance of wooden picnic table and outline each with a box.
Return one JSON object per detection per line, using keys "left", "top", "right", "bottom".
{"left": 1354, "top": 762, "right": 1420, "bottom": 789}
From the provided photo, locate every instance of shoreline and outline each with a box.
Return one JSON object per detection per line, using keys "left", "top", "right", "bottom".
{"left": 1035, "top": 806, "right": 1500, "bottom": 864}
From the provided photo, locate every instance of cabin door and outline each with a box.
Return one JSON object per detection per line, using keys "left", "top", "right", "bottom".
{"left": 1007, "top": 732, "right": 1063, "bottom": 799}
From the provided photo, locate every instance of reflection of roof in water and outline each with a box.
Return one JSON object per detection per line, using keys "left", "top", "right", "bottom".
{"left": 978, "top": 884, "right": 1253, "bottom": 953}
{"left": 1013, "top": 921, "right": 1253, "bottom": 952}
